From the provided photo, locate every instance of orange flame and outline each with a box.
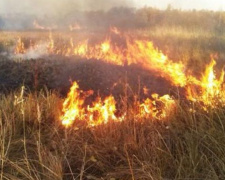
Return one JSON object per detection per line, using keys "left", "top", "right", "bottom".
{"left": 186, "top": 59, "right": 225, "bottom": 107}
{"left": 73, "top": 40, "right": 88, "bottom": 57}
{"left": 139, "top": 94, "right": 176, "bottom": 119}
{"left": 60, "top": 82, "right": 120, "bottom": 127}
{"left": 60, "top": 82, "right": 85, "bottom": 127}
{"left": 60, "top": 81, "right": 176, "bottom": 127}
{"left": 126, "top": 40, "right": 187, "bottom": 87}
{"left": 15, "top": 37, "right": 25, "bottom": 54}
{"left": 68, "top": 38, "right": 188, "bottom": 86}
{"left": 13, "top": 34, "right": 187, "bottom": 87}
{"left": 86, "top": 95, "right": 119, "bottom": 126}
{"left": 13, "top": 32, "right": 225, "bottom": 110}
{"left": 48, "top": 32, "right": 54, "bottom": 53}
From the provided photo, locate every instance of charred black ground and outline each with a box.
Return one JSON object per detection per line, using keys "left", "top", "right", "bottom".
{"left": 1, "top": 7, "right": 225, "bottom": 180}
{"left": 0, "top": 56, "right": 175, "bottom": 99}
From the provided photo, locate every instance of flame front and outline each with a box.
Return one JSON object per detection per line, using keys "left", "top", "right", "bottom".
{"left": 87, "top": 95, "right": 118, "bottom": 126}
{"left": 60, "top": 81, "right": 176, "bottom": 127}
{"left": 126, "top": 40, "right": 187, "bottom": 87}
{"left": 60, "top": 82, "right": 85, "bottom": 127}
{"left": 186, "top": 59, "right": 225, "bottom": 107}
{"left": 140, "top": 94, "right": 176, "bottom": 119}
{"left": 14, "top": 31, "right": 225, "bottom": 113}
{"left": 14, "top": 33, "right": 187, "bottom": 86}
{"left": 60, "top": 82, "right": 120, "bottom": 127}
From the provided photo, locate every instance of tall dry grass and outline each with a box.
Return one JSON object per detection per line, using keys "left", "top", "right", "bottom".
{"left": 0, "top": 87, "right": 225, "bottom": 179}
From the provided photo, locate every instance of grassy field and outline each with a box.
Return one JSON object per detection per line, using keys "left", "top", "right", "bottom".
{"left": 1, "top": 8, "right": 225, "bottom": 180}
{"left": 1, "top": 86, "right": 225, "bottom": 179}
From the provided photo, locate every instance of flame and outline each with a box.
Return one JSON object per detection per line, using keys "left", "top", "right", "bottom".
{"left": 201, "top": 60, "right": 224, "bottom": 99}
{"left": 33, "top": 20, "right": 46, "bottom": 30}
{"left": 13, "top": 34, "right": 187, "bottom": 87}
{"left": 13, "top": 32, "right": 225, "bottom": 110}
{"left": 110, "top": 27, "right": 121, "bottom": 35}
{"left": 126, "top": 40, "right": 187, "bottom": 87}
{"left": 60, "top": 82, "right": 121, "bottom": 127}
{"left": 139, "top": 94, "right": 176, "bottom": 119}
{"left": 69, "top": 23, "right": 81, "bottom": 31}
{"left": 87, "top": 95, "right": 118, "bottom": 126}
{"left": 48, "top": 32, "right": 54, "bottom": 53}
{"left": 33, "top": 20, "right": 56, "bottom": 30}
{"left": 186, "top": 59, "right": 225, "bottom": 107}
{"left": 60, "top": 81, "right": 176, "bottom": 127}
{"left": 101, "top": 39, "right": 111, "bottom": 53}
{"left": 73, "top": 40, "right": 88, "bottom": 56}
{"left": 60, "top": 82, "right": 85, "bottom": 127}
{"left": 143, "top": 86, "right": 149, "bottom": 95}
{"left": 15, "top": 37, "right": 25, "bottom": 54}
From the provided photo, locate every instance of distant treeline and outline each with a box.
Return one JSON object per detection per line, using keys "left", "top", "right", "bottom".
{"left": 0, "top": 7, "right": 224, "bottom": 32}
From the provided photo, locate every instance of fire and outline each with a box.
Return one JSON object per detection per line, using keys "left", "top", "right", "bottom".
{"left": 13, "top": 31, "right": 225, "bottom": 111}
{"left": 126, "top": 40, "right": 187, "bottom": 87}
{"left": 48, "top": 32, "right": 55, "bottom": 53}
{"left": 101, "top": 39, "right": 111, "bottom": 53}
{"left": 73, "top": 40, "right": 88, "bottom": 56}
{"left": 70, "top": 38, "right": 124, "bottom": 65}
{"left": 139, "top": 94, "right": 176, "bottom": 119}
{"left": 13, "top": 33, "right": 187, "bottom": 86}
{"left": 33, "top": 20, "right": 46, "bottom": 30}
{"left": 33, "top": 20, "right": 56, "bottom": 30}
{"left": 110, "top": 26, "right": 121, "bottom": 35}
{"left": 60, "top": 82, "right": 85, "bottom": 127}
{"left": 60, "top": 81, "right": 176, "bottom": 127}
{"left": 87, "top": 95, "right": 118, "bottom": 126}
{"left": 186, "top": 59, "right": 225, "bottom": 107}
{"left": 69, "top": 23, "right": 81, "bottom": 31}
{"left": 60, "top": 82, "right": 119, "bottom": 127}
{"left": 15, "top": 37, "right": 25, "bottom": 54}
{"left": 143, "top": 86, "right": 149, "bottom": 95}
{"left": 201, "top": 60, "right": 224, "bottom": 100}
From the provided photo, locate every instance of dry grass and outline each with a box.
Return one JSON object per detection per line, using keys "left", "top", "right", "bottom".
{"left": 0, "top": 88, "right": 225, "bottom": 179}
{"left": 1, "top": 9, "right": 225, "bottom": 179}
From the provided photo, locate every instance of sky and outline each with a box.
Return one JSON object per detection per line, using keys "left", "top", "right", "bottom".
{"left": 0, "top": 0, "right": 224, "bottom": 15}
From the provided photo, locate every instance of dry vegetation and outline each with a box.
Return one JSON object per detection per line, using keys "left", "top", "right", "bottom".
{"left": 1, "top": 88, "right": 225, "bottom": 179}
{"left": 1, "top": 7, "right": 225, "bottom": 179}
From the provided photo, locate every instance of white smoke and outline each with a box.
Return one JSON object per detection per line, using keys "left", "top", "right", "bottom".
{"left": 0, "top": 0, "right": 134, "bottom": 16}
{"left": 12, "top": 43, "right": 49, "bottom": 60}
{"left": 0, "top": 0, "right": 223, "bottom": 17}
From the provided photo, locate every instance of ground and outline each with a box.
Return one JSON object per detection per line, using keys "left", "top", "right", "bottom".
{"left": 1, "top": 8, "right": 225, "bottom": 179}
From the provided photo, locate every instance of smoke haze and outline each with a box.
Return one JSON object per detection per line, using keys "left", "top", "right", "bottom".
{"left": 0, "top": 0, "right": 133, "bottom": 16}
{"left": 0, "top": 0, "right": 224, "bottom": 30}
{"left": 0, "top": 0, "right": 224, "bottom": 16}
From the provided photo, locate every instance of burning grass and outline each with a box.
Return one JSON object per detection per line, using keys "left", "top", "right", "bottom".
{"left": 1, "top": 88, "right": 225, "bottom": 179}
{"left": 1, "top": 19, "right": 225, "bottom": 179}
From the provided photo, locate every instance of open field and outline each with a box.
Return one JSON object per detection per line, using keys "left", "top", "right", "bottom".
{"left": 1, "top": 90, "right": 225, "bottom": 179}
{"left": 1, "top": 8, "right": 225, "bottom": 180}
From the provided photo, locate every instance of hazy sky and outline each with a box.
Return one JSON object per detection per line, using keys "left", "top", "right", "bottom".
{"left": 0, "top": 0, "right": 224, "bottom": 15}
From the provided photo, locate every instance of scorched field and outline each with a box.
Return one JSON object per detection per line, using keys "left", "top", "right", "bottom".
{"left": 1, "top": 7, "right": 225, "bottom": 180}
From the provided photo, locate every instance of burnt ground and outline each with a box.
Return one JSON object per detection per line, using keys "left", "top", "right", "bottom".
{"left": 0, "top": 55, "right": 182, "bottom": 100}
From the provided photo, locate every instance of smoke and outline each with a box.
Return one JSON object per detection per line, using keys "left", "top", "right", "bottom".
{"left": 0, "top": 0, "right": 135, "bottom": 30}
{"left": 2, "top": 0, "right": 222, "bottom": 30}
{"left": 0, "top": 0, "right": 133, "bottom": 16}
{"left": 12, "top": 43, "right": 49, "bottom": 60}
